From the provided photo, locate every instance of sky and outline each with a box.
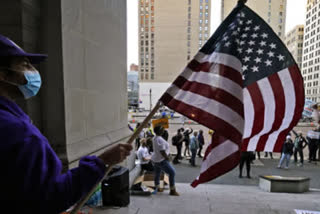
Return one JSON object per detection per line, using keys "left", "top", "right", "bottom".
{"left": 126, "top": 0, "right": 308, "bottom": 70}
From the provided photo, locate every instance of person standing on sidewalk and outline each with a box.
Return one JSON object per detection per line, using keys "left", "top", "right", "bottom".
{"left": 238, "top": 151, "right": 253, "bottom": 178}
{"left": 277, "top": 136, "right": 294, "bottom": 169}
{"left": 182, "top": 127, "right": 193, "bottom": 157}
{"left": 293, "top": 131, "right": 308, "bottom": 166}
{"left": 0, "top": 34, "right": 133, "bottom": 213}
{"left": 189, "top": 131, "right": 199, "bottom": 166}
{"left": 151, "top": 126, "right": 179, "bottom": 196}
{"left": 197, "top": 130, "right": 205, "bottom": 158}
{"left": 306, "top": 127, "right": 320, "bottom": 163}
{"left": 172, "top": 128, "right": 184, "bottom": 164}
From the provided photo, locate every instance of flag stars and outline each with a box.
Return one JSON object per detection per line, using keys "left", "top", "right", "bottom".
{"left": 242, "top": 65, "right": 248, "bottom": 71}
{"left": 277, "top": 54, "right": 285, "bottom": 61}
{"left": 243, "top": 56, "right": 250, "bottom": 62}
{"left": 244, "top": 27, "right": 251, "bottom": 31}
{"left": 246, "top": 48, "right": 253, "bottom": 54}
{"left": 223, "top": 36, "right": 229, "bottom": 41}
{"left": 235, "top": 39, "right": 240, "bottom": 44}
{"left": 251, "top": 33, "right": 258, "bottom": 38}
{"left": 246, "top": 20, "right": 253, "bottom": 25}
{"left": 270, "top": 43, "right": 276, "bottom": 49}
{"left": 257, "top": 49, "right": 264, "bottom": 55}
{"left": 232, "top": 31, "right": 239, "bottom": 36}
{"left": 254, "top": 25, "right": 260, "bottom": 31}
{"left": 252, "top": 66, "right": 259, "bottom": 72}
{"left": 248, "top": 40, "right": 255, "bottom": 46}
{"left": 240, "top": 41, "right": 245, "bottom": 46}
{"left": 224, "top": 41, "right": 231, "bottom": 47}
{"left": 265, "top": 59, "right": 272, "bottom": 66}
{"left": 254, "top": 57, "right": 262, "bottom": 64}
{"left": 267, "top": 51, "right": 275, "bottom": 57}
{"left": 240, "top": 12, "right": 245, "bottom": 18}
{"left": 241, "top": 33, "right": 248, "bottom": 38}
{"left": 259, "top": 41, "right": 267, "bottom": 47}
{"left": 261, "top": 33, "right": 268, "bottom": 38}
{"left": 237, "top": 48, "right": 243, "bottom": 53}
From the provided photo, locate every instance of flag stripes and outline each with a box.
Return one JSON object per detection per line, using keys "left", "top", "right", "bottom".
{"left": 242, "top": 65, "right": 304, "bottom": 152}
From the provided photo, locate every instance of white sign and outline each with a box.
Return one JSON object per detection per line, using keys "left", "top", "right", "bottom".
{"left": 307, "top": 130, "right": 320, "bottom": 139}
{"left": 295, "top": 209, "right": 320, "bottom": 214}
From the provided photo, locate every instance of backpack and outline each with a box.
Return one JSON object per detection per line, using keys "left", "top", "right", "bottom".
{"left": 293, "top": 137, "right": 300, "bottom": 148}
{"left": 172, "top": 135, "right": 179, "bottom": 146}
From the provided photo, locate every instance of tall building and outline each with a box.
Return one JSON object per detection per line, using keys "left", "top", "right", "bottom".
{"left": 139, "top": 0, "right": 211, "bottom": 83}
{"left": 301, "top": 0, "right": 320, "bottom": 102}
{"left": 285, "top": 25, "right": 304, "bottom": 69}
{"left": 221, "top": 0, "right": 287, "bottom": 39}
{"left": 138, "top": 0, "right": 211, "bottom": 109}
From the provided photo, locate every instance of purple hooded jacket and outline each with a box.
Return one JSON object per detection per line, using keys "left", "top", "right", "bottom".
{"left": 0, "top": 96, "right": 106, "bottom": 213}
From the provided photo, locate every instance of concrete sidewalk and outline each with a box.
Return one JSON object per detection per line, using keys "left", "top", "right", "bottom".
{"left": 92, "top": 183, "right": 320, "bottom": 214}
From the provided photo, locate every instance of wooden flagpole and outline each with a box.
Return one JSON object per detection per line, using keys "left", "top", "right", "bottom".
{"left": 70, "top": 101, "right": 162, "bottom": 214}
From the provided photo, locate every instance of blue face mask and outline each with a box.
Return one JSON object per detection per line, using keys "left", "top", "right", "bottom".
{"left": 0, "top": 70, "right": 42, "bottom": 99}
{"left": 18, "top": 71, "right": 42, "bottom": 99}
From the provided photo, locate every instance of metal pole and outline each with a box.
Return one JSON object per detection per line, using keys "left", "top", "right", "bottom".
{"left": 70, "top": 101, "right": 162, "bottom": 214}
{"left": 149, "top": 88, "right": 152, "bottom": 111}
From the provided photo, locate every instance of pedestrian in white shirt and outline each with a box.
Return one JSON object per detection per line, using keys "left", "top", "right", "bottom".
{"left": 137, "top": 138, "right": 153, "bottom": 172}
{"left": 151, "top": 126, "right": 179, "bottom": 196}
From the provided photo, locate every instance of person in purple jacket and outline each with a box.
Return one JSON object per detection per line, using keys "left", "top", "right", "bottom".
{"left": 0, "top": 34, "right": 132, "bottom": 213}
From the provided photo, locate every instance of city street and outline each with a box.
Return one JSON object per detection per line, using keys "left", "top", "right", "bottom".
{"left": 129, "top": 112, "right": 320, "bottom": 189}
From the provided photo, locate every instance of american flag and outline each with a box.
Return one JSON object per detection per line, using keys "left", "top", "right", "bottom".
{"left": 160, "top": 2, "right": 304, "bottom": 187}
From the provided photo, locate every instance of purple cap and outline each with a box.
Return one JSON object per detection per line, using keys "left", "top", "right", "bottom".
{"left": 0, "top": 34, "right": 47, "bottom": 64}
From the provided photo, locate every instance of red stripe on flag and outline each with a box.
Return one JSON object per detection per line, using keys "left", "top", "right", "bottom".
{"left": 241, "top": 83, "right": 265, "bottom": 150}
{"left": 191, "top": 135, "right": 241, "bottom": 187}
{"left": 255, "top": 72, "right": 286, "bottom": 151}
{"left": 187, "top": 60, "right": 243, "bottom": 86}
{"left": 160, "top": 93, "right": 243, "bottom": 144}
{"left": 272, "top": 65, "right": 305, "bottom": 152}
{"left": 173, "top": 76, "right": 244, "bottom": 118}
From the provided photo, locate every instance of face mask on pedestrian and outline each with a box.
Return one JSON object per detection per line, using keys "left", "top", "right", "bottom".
{"left": 0, "top": 69, "right": 42, "bottom": 99}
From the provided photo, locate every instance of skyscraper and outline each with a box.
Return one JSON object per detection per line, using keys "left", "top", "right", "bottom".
{"left": 285, "top": 25, "right": 304, "bottom": 69}
{"left": 139, "top": 0, "right": 211, "bottom": 83}
{"left": 138, "top": 0, "right": 211, "bottom": 109}
{"left": 302, "top": 0, "right": 320, "bottom": 102}
{"left": 221, "top": 0, "right": 287, "bottom": 39}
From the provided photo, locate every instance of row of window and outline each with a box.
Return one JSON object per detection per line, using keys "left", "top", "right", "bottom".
{"left": 140, "top": 73, "right": 154, "bottom": 80}
{"left": 306, "top": 97, "right": 319, "bottom": 102}
{"left": 305, "top": 72, "right": 320, "bottom": 80}
{"left": 306, "top": 89, "right": 318, "bottom": 95}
